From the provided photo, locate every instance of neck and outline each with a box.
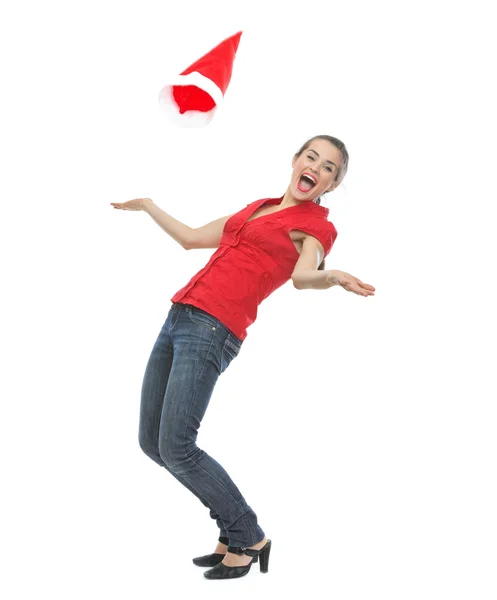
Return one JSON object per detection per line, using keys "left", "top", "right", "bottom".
{"left": 280, "top": 187, "right": 300, "bottom": 207}
{"left": 280, "top": 186, "right": 318, "bottom": 208}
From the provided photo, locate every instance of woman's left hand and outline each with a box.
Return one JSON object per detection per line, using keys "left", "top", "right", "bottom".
{"left": 330, "top": 270, "right": 375, "bottom": 297}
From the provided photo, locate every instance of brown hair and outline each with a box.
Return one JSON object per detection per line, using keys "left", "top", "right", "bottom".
{"left": 293, "top": 135, "right": 349, "bottom": 270}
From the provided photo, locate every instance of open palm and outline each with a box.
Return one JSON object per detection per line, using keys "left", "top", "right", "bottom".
{"left": 333, "top": 270, "right": 375, "bottom": 297}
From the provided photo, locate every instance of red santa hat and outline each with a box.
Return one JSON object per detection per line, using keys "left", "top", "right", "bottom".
{"left": 158, "top": 31, "right": 242, "bottom": 127}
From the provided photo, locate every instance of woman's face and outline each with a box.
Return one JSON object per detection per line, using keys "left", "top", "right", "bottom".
{"left": 290, "top": 139, "right": 342, "bottom": 201}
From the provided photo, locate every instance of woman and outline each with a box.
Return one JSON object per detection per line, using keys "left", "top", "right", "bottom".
{"left": 110, "top": 135, "right": 375, "bottom": 580}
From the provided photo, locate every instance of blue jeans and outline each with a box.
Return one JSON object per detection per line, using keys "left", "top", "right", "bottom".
{"left": 138, "top": 302, "right": 265, "bottom": 548}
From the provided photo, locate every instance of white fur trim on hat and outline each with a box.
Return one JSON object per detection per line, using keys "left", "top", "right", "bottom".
{"left": 158, "top": 71, "right": 224, "bottom": 128}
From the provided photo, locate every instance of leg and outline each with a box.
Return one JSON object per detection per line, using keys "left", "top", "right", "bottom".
{"left": 138, "top": 305, "right": 228, "bottom": 538}
{"left": 158, "top": 304, "right": 265, "bottom": 548}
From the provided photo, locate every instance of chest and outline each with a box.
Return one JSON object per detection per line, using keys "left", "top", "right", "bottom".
{"left": 246, "top": 206, "right": 306, "bottom": 255}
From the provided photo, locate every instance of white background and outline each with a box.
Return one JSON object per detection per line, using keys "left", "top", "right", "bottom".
{"left": 1, "top": 0, "right": 496, "bottom": 598}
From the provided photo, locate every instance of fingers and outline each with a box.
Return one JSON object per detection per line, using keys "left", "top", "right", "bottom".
{"left": 342, "top": 280, "right": 374, "bottom": 297}
{"left": 350, "top": 277, "right": 375, "bottom": 295}
{"left": 355, "top": 280, "right": 374, "bottom": 296}
{"left": 110, "top": 199, "right": 142, "bottom": 210}
{"left": 353, "top": 277, "right": 375, "bottom": 292}
{"left": 353, "top": 288, "right": 373, "bottom": 297}
{"left": 358, "top": 286, "right": 374, "bottom": 297}
{"left": 362, "top": 283, "right": 376, "bottom": 291}
{"left": 353, "top": 288, "right": 372, "bottom": 296}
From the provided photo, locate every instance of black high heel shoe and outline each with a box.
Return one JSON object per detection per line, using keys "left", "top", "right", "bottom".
{"left": 192, "top": 536, "right": 259, "bottom": 567}
{"left": 203, "top": 539, "right": 271, "bottom": 579}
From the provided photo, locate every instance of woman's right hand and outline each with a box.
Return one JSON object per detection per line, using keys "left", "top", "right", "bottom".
{"left": 110, "top": 198, "right": 152, "bottom": 211}
{"left": 329, "top": 270, "right": 375, "bottom": 296}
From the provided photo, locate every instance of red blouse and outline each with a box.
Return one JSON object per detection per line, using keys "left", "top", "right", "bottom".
{"left": 171, "top": 196, "right": 338, "bottom": 341}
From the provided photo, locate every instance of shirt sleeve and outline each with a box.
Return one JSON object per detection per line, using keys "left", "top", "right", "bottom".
{"left": 298, "top": 219, "right": 338, "bottom": 258}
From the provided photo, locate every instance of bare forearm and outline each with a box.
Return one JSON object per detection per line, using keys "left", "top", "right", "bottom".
{"left": 143, "top": 199, "right": 193, "bottom": 248}
{"left": 293, "top": 269, "right": 340, "bottom": 290}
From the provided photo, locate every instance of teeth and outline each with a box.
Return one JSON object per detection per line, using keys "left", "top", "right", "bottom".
{"left": 302, "top": 174, "right": 316, "bottom": 184}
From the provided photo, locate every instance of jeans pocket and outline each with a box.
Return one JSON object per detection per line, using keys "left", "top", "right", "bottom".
{"left": 220, "top": 335, "right": 241, "bottom": 373}
{"left": 188, "top": 307, "right": 219, "bottom": 332}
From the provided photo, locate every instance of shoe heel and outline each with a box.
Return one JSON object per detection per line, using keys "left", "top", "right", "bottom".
{"left": 258, "top": 540, "right": 271, "bottom": 573}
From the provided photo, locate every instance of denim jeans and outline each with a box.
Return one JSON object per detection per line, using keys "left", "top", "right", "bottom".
{"left": 138, "top": 302, "right": 265, "bottom": 548}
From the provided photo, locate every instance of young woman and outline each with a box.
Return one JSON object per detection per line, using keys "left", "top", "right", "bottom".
{"left": 110, "top": 135, "right": 375, "bottom": 580}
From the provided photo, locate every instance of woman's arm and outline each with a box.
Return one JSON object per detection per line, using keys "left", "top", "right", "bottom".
{"left": 111, "top": 197, "right": 235, "bottom": 250}
{"left": 111, "top": 198, "right": 194, "bottom": 249}
{"left": 294, "top": 268, "right": 374, "bottom": 296}
{"left": 186, "top": 213, "right": 235, "bottom": 249}
{"left": 291, "top": 236, "right": 337, "bottom": 289}
{"left": 292, "top": 269, "right": 339, "bottom": 290}
{"left": 291, "top": 236, "right": 375, "bottom": 296}
{"left": 142, "top": 199, "right": 195, "bottom": 249}
{"left": 142, "top": 199, "right": 234, "bottom": 250}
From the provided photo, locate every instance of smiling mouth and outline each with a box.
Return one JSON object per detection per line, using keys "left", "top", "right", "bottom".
{"left": 297, "top": 174, "right": 316, "bottom": 193}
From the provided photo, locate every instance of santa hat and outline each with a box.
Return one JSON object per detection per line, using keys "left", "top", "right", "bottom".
{"left": 158, "top": 31, "right": 242, "bottom": 127}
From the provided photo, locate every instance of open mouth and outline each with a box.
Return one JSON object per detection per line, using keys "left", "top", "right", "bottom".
{"left": 297, "top": 173, "right": 317, "bottom": 193}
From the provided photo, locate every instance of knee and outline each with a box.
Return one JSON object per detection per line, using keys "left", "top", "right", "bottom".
{"left": 158, "top": 439, "right": 175, "bottom": 469}
{"left": 138, "top": 431, "right": 162, "bottom": 464}
{"left": 159, "top": 439, "right": 195, "bottom": 471}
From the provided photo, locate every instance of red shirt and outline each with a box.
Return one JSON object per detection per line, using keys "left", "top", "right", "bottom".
{"left": 171, "top": 196, "right": 338, "bottom": 341}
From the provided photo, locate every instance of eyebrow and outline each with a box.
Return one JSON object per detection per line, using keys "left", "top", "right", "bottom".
{"left": 307, "top": 148, "right": 337, "bottom": 170}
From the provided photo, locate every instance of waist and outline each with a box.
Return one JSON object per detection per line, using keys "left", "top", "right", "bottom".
{"left": 170, "top": 302, "right": 244, "bottom": 343}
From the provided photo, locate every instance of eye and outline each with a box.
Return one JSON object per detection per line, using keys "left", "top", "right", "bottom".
{"left": 324, "top": 166, "right": 332, "bottom": 172}
{"left": 307, "top": 155, "right": 315, "bottom": 161}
